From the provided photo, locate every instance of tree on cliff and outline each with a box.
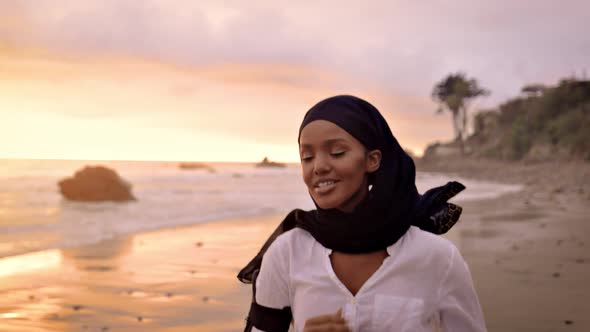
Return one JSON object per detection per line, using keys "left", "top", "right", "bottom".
{"left": 432, "top": 73, "right": 489, "bottom": 142}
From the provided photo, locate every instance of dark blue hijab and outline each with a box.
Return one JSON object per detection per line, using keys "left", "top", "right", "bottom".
{"left": 238, "top": 95, "right": 464, "bottom": 283}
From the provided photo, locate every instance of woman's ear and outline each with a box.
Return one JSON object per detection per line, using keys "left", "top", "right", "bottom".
{"left": 366, "top": 149, "right": 382, "bottom": 173}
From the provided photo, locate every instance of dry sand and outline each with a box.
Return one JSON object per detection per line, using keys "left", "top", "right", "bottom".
{"left": 418, "top": 158, "right": 590, "bottom": 332}
{"left": 0, "top": 159, "right": 588, "bottom": 331}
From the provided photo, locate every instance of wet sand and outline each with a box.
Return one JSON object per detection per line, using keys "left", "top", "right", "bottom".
{"left": 1, "top": 159, "right": 588, "bottom": 331}
{"left": 0, "top": 216, "right": 280, "bottom": 332}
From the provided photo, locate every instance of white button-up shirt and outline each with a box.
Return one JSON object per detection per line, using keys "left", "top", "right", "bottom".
{"left": 253, "top": 226, "right": 486, "bottom": 332}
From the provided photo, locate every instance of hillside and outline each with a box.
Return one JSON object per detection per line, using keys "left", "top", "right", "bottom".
{"left": 425, "top": 78, "right": 590, "bottom": 161}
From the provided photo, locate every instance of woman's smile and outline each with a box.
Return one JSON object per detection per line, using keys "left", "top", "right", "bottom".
{"left": 314, "top": 179, "right": 339, "bottom": 195}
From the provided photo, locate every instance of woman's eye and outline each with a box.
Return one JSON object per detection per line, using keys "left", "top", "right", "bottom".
{"left": 300, "top": 155, "right": 313, "bottom": 162}
{"left": 331, "top": 151, "right": 345, "bottom": 157}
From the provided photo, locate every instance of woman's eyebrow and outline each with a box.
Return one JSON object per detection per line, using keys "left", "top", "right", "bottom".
{"left": 299, "top": 138, "right": 348, "bottom": 149}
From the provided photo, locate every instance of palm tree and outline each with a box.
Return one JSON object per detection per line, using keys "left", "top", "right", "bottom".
{"left": 432, "top": 73, "right": 489, "bottom": 142}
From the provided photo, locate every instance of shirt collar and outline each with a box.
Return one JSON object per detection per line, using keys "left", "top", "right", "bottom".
{"left": 321, "top": 227, "right": 410, "bottom": 256}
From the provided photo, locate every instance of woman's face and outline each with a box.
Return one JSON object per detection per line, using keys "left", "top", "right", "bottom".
{"left": 299, "top": 120, "right": 381, "bottom": 212}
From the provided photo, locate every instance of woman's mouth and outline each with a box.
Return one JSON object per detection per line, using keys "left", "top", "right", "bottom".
{"left": 314, "top": 180, "right": 338, "bottom": 194}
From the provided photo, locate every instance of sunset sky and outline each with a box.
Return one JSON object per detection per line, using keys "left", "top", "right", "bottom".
{"left": 1, "top": 0, "right": 588, "bottom": 162}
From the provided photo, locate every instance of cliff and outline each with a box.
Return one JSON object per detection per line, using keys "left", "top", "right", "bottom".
{"left": 424, "top": 78, "right": 590, "bottom": 162}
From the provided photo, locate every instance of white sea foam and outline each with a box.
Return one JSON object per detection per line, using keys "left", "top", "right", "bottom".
{"left": 0, "top": 159, "right": 521, "bottom": 258}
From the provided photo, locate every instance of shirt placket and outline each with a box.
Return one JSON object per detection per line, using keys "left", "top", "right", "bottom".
{"left": 323, "top": 248, "right": 360, "bottom": 331}
{"left": 342, "top": 298, "right": 358, "bottom": 331}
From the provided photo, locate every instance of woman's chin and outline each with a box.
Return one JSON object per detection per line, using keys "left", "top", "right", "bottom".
{"left": 316, "top": 200, "right": 351, "bottom": 212}
{"left": 316, "top": 203, "right": 333, "bottom": 210}
{"left": 313, "top": 199, "right": 338, "bottom": 210}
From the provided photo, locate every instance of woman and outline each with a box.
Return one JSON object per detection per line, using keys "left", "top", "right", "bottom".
{"left": 238, "top": 95, "right": 486, "bottom": 332}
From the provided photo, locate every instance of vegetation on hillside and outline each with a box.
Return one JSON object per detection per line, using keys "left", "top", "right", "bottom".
{"left": 468, "top": 78, "right": 590, "bottom": 161}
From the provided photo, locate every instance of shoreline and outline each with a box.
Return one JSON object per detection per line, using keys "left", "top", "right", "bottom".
{"left": 0, "top": 168, "right": 520, "bottom": 261}
{"left": 0, "top": 210, "right": 284, "bottom": 260}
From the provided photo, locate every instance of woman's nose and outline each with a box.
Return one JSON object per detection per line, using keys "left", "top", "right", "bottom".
{"left": 313, "top": 155, "right": 331, "bottom": 174}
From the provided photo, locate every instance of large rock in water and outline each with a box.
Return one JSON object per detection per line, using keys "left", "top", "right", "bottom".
{"left": 58, "top": 166, "right": 136, "bottom": 202}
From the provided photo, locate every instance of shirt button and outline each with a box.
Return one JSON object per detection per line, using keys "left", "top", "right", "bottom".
{"left": 351, "top": 298, "right": 356, "bottom": 304}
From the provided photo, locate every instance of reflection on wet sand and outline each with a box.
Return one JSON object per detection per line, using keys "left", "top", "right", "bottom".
{"left": 60, "top": 236, "right": 133, "bottom": 273}
{"left": 0, "top": 215, "right": 279, "bottom": 332}
{"left": 0, "top": 250, "right": 62, "bottom": 278}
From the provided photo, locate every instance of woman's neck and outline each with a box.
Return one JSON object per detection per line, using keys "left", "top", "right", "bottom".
{"left": 329, "top": 249, "right": 389, "bottom": 295}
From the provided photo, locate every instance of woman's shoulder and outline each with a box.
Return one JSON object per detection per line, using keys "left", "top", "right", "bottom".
{"left": 266, "top": 227, "right": 316, "bottom": 256}
{"left": 402, "top": 226, "right": 459, "bottom": 262}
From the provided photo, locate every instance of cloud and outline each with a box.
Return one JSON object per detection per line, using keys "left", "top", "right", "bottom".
{"left": 1, "top": 0, "right": 588, "bottom": 107}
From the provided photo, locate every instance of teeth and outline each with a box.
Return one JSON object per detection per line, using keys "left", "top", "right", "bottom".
{"left": 317, "top": 181, "right": 335, "bottom": 188}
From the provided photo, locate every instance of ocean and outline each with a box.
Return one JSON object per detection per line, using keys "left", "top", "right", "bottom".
{"left": 0, "top": 159, "right": 521, "bottom": 259}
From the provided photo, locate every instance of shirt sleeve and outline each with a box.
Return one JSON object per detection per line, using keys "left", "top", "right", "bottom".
{"left": 255, "top": 235, "right": 291, "bottom": 307}
{"left": 251, "top": 236, "right": 291, "bottom": 332}
{"left": 438, "top": 244, "right": 487, "bottom": 332}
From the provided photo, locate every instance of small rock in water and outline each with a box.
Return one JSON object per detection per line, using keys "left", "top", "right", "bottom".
{"left": 72, "top": 305, "right": 83, "bottom": 311}
{"left": 137, "top": 316, "right": 143, "bottom": 322}
{"left": 202, "top": 296, "right": 209, "bottom": 303}
{"left": 552, "top": 272, "right": 561, "bottom": 278}
{"left": 556, "top": 239, "right": 563, "bottom": 246}
{"left": 575, "top": 258, "right": 585, "bottom": 264}
{"left": 195, "top": 242, "right": 203, "bottom": 247}
{"left": 564, "top": 320, "right": 573, "bottom": 325}
{"left": 28, "top": 295, "right": 35, "bottom": 300}
{"left": 101, "top": 326, "right": 110, "bottom": 331}
{"left": 166, "top": 292, "right": 173, "bottom": 298}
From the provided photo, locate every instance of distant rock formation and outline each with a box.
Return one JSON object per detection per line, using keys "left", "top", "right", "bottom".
{"left": 178, "top": 162, "right": 215, "bottom": 172}
{"left": 255, "top": 157, "right": 285, "bottom": 168}
{"left": 422, "top": 140, "right": 468, "bottom": 161}
{"left": 58, "top": 166, "right": 136, "bottom": 202}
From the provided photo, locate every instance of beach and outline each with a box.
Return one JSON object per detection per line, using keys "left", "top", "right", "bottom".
{"left": 1, "top": 159, "right": 589, "bottom": 331}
